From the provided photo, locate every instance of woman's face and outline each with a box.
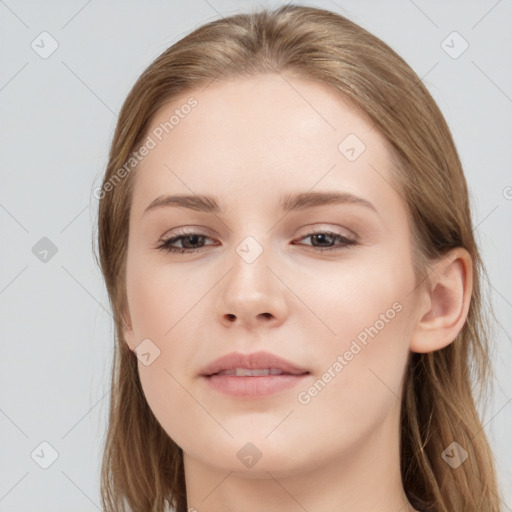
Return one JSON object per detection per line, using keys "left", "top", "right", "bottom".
{"left": 123, "top": 73, "right": 423, "bottom": 477}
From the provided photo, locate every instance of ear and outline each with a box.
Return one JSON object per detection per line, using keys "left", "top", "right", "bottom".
{"left": 410, "top": 247, "right": 473, "bottom": 353}
{"left": 122, "top": 307, "right": 137, "bottom": 352}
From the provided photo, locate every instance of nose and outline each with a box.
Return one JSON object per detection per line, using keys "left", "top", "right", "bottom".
{"left": 216, "top": 238, "right": 289, "bottom": 330}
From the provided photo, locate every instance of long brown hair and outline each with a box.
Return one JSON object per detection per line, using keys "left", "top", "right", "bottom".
{"left": 96, "top": 5, "right": 502, "bottom": 511}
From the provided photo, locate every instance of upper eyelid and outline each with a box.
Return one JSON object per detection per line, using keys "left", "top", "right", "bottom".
{"left": 161, "top": 228, "right": 355, "bottom": 242}
{"left": 161, "top": 223, "right": 357, "bottom": 239}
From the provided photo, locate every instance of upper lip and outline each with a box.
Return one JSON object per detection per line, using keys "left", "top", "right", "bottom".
{"left": 199, "top": 351, "right": 309, "bottom": 376}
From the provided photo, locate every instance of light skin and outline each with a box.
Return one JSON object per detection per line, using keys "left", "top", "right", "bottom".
{"left": 122, "top": 73, "right": 472, "bottom": 512}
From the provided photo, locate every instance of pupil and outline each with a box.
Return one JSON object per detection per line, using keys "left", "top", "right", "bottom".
{"left": 314, "top": 233, "right": 331, "bottom": 246}
{"left": 183, "top": 235, "right": 202, "bottom": 248}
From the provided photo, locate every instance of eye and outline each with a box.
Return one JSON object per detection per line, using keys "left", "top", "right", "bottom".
{"left": 156, "top": 229, "right": 217, "bottom": 254}
{"left": 156, "top": 229, "right": 358, "bottom": 254}
{"left": 292, "top": 230, "right": 358, "bottom": 252}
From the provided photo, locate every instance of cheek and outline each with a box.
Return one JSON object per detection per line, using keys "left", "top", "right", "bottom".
{"left": 126, "top": 265, "right": 203, "bottom": 447}
{"left": 125, "top": 254, "right": 213, "bottom": 444}
{"left": 126, "top": 253, "right": 197, "bottom": 342}
{"left": 300, "top": 247, "right": 414, "bottom": 351}
{"left": 287, "top": 298, "right": 413, "bottom": 462}
{"left": 137, "top": 361, "right": 203, "bottom": 452}
{"left": 294, "top": 247, "right": 415, "bottom": 406}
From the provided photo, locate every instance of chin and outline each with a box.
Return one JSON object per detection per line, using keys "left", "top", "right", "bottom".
{"left": 183, "top": 430, "right": 321, "bottom": 478}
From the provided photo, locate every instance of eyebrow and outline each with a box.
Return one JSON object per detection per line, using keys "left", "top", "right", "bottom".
{"left": 143, "top": 191, "right": 379, "bottom": 216}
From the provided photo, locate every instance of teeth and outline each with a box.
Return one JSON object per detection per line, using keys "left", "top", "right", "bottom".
{"left": 216, "top": 368, "right": 284, "bottom": 376}
{"left": 237, "top": 368, "right": 266, "bottom": 376}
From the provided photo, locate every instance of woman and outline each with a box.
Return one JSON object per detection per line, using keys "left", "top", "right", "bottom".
{"left": 96, "top": 4, "right": 502, "bottom": 511}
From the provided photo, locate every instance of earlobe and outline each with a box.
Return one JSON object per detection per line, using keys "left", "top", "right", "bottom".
{"left": 122, "top": 310, "right": 136, "bottom": 352}
{"left": 410, "top": 247, "right": 473, "bottom": 353}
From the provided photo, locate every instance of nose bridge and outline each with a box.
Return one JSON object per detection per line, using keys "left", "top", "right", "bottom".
{"left": 227, "top": 212, "right": 273, "bottom": 277}
{"left": 229, "top": 233, "right": 273, "bottom": 300}
{"left": 216, "top": 230, "right": 288, "bottom": 327}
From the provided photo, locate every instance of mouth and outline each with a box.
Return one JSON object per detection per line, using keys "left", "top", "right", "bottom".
{"left": 199, "top": 351, "right": 310, "bottom": 398}
{"left": 213, "top": 368, "right": 292, "bottom": 376}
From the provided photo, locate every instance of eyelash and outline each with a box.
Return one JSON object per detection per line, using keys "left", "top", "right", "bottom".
{"left": 156, "top": 229, "right": 358, "bottom": 254}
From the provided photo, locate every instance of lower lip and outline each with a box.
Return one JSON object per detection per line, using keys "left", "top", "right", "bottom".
{"left": 202, "top": 374, "right": 309, "bottom": 398}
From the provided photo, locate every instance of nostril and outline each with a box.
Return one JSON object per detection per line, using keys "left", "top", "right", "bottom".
{"left": 226, "top": 314, "right": 236, "bottom": 322}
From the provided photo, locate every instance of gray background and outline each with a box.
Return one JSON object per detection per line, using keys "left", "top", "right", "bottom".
{"left": 1, "top": 0, "right": 511, "bottom": 510}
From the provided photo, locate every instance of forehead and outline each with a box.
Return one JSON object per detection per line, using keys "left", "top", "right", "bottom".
{"left": 131, "top": 73, "right": 403, "bottom": 220}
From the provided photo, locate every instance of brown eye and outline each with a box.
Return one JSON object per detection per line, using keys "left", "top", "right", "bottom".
{"left": 156, "top": 231, "right": 215, "bottom": 253}
{"left": 294, "top": 231, "right": 358, "bottom": 252}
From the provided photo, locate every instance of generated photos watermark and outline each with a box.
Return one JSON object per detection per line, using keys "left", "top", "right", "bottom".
{"left": 297, "top": 301, "right": 403, "bottom": 405}
{"left": 94, "top": 96, "right": 198, "bottom": 199}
